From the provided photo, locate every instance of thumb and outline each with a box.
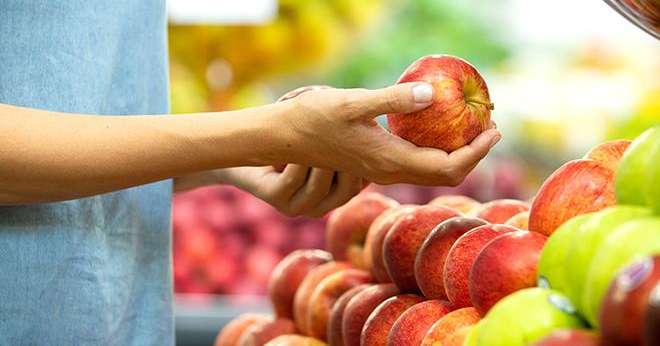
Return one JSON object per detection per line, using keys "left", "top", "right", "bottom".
{"left": 354, "top": 82, "right": 435, "bottom": 118}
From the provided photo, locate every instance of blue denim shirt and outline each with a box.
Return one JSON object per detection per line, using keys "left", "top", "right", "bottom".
{"left": 0, "top": 1, "right": 173, "bottom": 344}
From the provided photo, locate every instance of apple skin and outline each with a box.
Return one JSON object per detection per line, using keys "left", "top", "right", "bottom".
{"left": 326, "top": 193, "right": 399, "bottom": 269}
{"left": 463, "top": 319, "right": 484, "bottom": 346}
{"left": 414, "top": 217, "right": 488, "bottom": 299}
{"left": 293, "top": 262, "right": 353, "bottom": 335}
{"left": 479, "top": 288, "right": 586, "bottom": 346}
{"left": 383, "top": 205, "right": 461, "bottom": 292}
{"left": 238, "top": 318, "right": 297, "bottom": 346}
{"left": 537, "top": 214, "right": 593, "bottom": 293}
{"left": 440, "top": 325, "right": 473, "bottom": 346}
{"left": 364, "top": 206, "right": 417, "bottom": 283}
{"left": 387, "top": 55, "right": 493, "bottom": 152}
{"left": 443, "top": 224, "right": 518, "bottom": 308}
{"left": 615, "top": 126, "right": 660, "bottom": 207}
{"left": 583, "top": 139, "right": 631, "bottom": 172}
{"left": 420, "top": 307, "right": 480, "bottom": 346}
{"left": 472, "top": 199, "right": 529, "bottom": 224}
{"left": 215, "top": 313, "right": 271, "bottom": 346}
{"left": 505, "top": 211, "right": 530, "bottom": 230}
{"left": 469, "top": 230, "right": 548, "bottom": 315}
{"left": 644, "top": 283, "right": 660, "bottom": 346}
{"left": 307, "top": 269, "right": 372, "bottom": 341}
{"left": 583, "top": 217, "right": 660, "bottom": 326}
{"left": 530, "top": 329, "right": 601, "bottom": 346}
{"left": 600, "top": 256, "right": 660, "bottom": 346}
{"left": 529, "top": 159, "right": 616, "bottom": 236}
{"left": 429, "top": 195, "right": 481, "bottom": 214}
{"left": 264, "top": 335, "right": 326, "bottom": 346}
{"left": 386, "top": 300, "right": 455, "bottom": 346}
{"left": 341, "top": 283, "right": 400, "bottom": 346}
{"left": 360, "top": 294, "right": 425, "bottom": 346}
{"left": 327, "top": 284, "right": 370, "bottom": 346}
{"left": 564, "top": 206, "right": 651, "bottom": 312}
{"left": 268, "top": 250, "right": 333, "bottom": 320}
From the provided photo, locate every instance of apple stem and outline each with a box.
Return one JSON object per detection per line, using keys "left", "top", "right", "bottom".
{"left": 467, "top": 98, "right": 495, "bottom": 110}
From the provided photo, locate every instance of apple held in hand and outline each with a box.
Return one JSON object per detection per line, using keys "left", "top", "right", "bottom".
{"left": 387, "top": 55, "right": 493, "bottom": 152}
{"left": 529, "top": 159, "right": 616, "bottom": 236}
{"left": 360, "top": 294, "right": 425, "bottom": 346}
{"left": 326, "top": 193, "right": 398, "bottom": 269}
{"left": 600, "top": 255, "right": 660, "bottom": 346}
{"left": 469, "top": 230, "right": 547, "bottom": 315}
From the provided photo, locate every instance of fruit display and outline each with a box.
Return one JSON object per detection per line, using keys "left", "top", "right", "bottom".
{"left": 213, "top": 125, "right": 659, "bottom": 346}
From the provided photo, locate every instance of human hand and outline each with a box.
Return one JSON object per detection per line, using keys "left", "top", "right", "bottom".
{"left": 271, "top": 83, "right": 501, "bottom": 186}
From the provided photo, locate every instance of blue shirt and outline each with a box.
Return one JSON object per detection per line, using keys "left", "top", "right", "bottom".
{"left": 0, "top": 1, "right": 173, "bottom": 344}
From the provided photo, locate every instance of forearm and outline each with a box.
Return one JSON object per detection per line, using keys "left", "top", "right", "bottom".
{"left": 0, "top": 103, "right": 289, "bottom": 205}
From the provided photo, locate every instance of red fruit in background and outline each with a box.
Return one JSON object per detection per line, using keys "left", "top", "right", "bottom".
{"left": 360, "top": 294, "right": 425, "bottom": 346}
{"left": 254, "top": 219, "right": 290, "bottom": 250}
{"left": 214, "top": 313, "right": 270, "bottom": 346}
{"left": 238, "top": 318, "right": 297, "bottom": 346}
{"left": 387, "top": 55, "right": 493, "bottom": 152}
{"left": 327, "top": 284, "right": 370, "bottom": 346}
{"left": 645, "top": 283, "right": 660, "bottom": 346}
{"left": 505, "top": 211, "right": 530, "bottom": 230}
{"left": 386, "top": 300, "right": 454, "bottom": 346}
{"left": 429, "top": 195, "right": 481, "bottom": 214}
{"left": 469, "top": 230, "right": 547, "bottom": 315}
{"left": 600, "top": 255, "right": 660, "bottom": 346}
{"left": 245, "top": 245, "right": 282, "bottom": 286}
{"left": 443, "top": 224, "right": 518, "bottom": 308}
{"left": 180, "top": 227, "right": 217, "bottom": 263}
{"left": 383, "top": 205, "right": 461, "bottom": 292}
{"left": 531, "top": 329, "right": 601, "bottom": 346}
{"left": 415, "top": 217, "right": 487, "bottom": 300}
{"left": 326, "top": 193, "right": 398, "bottom": 269}
{"left": 342, "top": 283, "right": 400, "bottom": 346}
{"left": 583, "top": 139, "right": 631, "bottom": 172}
{"left": 472, "top": 199, "right": 529, "bottom": 224}
{"left": 529, "top": 159, "right": 616, "bottom": 236}
{"left": 267, "top": 249, "right": 333, "bottom": 320}
{"left": 364, "top": 205, "right": 416, "bottom": 283}
{"left": 208, "top": 252, "right": 239, "bottom": 290}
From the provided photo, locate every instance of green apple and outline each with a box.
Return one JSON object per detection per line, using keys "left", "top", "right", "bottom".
{"left": 463, "top": 319, "right": 485, "bottom": 346}
{"left": 537, "top": 213, "right": 594, "bottom": 295}
{"left": 565, "top": 206, "right": 651, "bottom": 313}
{"left": 583, "top": 217, "right": 660, "bottom": 326}
{"left": 649, "top": 142, "right": 660, "bottom": 214}
{"left": 477, "top": 288, "right": 585, "bottom": 346}
{"left": 615, "top": 126, "right": 660, "bottom": 206}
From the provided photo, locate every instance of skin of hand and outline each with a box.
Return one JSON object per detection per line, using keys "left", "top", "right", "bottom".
{"left": 0, "top": 82, "right": 500, "bottom": 205}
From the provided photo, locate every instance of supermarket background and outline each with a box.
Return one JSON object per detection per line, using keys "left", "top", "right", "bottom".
{"left": 167, "top": 0, "right": 660, "bottom": 344}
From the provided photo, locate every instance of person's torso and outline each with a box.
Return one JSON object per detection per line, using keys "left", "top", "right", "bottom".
{"left": 0, "top": 1, "right": 173, "bottom": 344}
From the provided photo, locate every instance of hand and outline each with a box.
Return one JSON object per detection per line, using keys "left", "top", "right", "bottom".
{"left": 216, "top": 165, "right": 363, "bottom": 217}
{"left": 272, "top": 83, "right": 502, "bottom": 186}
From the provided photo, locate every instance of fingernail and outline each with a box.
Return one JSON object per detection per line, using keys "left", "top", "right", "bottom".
{"left": 490, "top": 133, "right": 502, "bottom": 148}
{"left": 412, "top": 83, "right": 434, "bottom": 103}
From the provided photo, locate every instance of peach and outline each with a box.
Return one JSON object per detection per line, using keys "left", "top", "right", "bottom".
{"left": 505, "top": 211, "right": 530, "bottom": 230}
{"left": 387, "top": 300, "right": 454, "bottom": 346}
{"left": 442, "top": 326, "right": 473, "bottom": 346}
{"left": 264, "top": 334, "right": 326, "bottom": 346}
{"left": 215, "top": 313, "right": 270, "bottom": 346}
{"left": 472, "top": 199, "right": 529, "bottom": 224}
{"left": 421, "top": 307, "right": 480, "bottom": 346}
{"left": 342, "top": 283, "right": 400, "bottom": 346}
{"left": 239, "top": 318, "right": 296, "bottom": 346}
{"left": 429, "top": 195, "right": 481, "bottom": 214}
{"left": 327, "top": 284, "right": 370, "bottom": 346}
{"left": 360, "top": 294, "right": 424, "bottom": 346}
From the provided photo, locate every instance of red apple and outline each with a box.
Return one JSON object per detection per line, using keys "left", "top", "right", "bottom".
{"left": 531, "top": 329, "right": 601, "bottom": 346}
{"left": 429, "top": 195, "right": 481, "bottom": 214}
{"left": 387, "top": 55, "right": 493, "bottom": 152}
{"left": 444, "top": 224, "right": 518, "bottom": 308}
{"left": 645, "top": 283, "right": 660, "bottom": 346}
{"left": 529, "top": 159, "right": 616, "bottom": 236}
{"left": 387, "top": 300, "right": 454, "bottom": 346}
{"left": 326, "top": 193, "right": 399, "bottom": 269}
{"left": 583, "top": 139, "right": 631, "bottom": 172}
{"left": 215, "top": 313, "right": 270, "bottom": 346}
{"left": 342, "top": 283, "right": 400, "bottom": 346}
{"left": 293, "top": 262, "right": 353, "bottom": 334}
{"left": 472, "top": 199, "right": 529, "bottom": 224}
{"left": 360, "top": 294, "right": 425, "bottom": 346}
{"left": 505, "top": 211, "right": 530, "bottom": 230}
{"left": 268, "top": 250, "right": 332, "bottom": 320}
{"left": 415, "top": 217, "right": 488, "bottom": 299}
{"left": 469, "top": 230, "right": 548, "bottom": 315}
{"left": 600, "top": 255, "right": 660, "bottom": 346}
{"left": 421, "top": 307, "right": 480, "bottom": 346}
{"left": 239, "top": 318, "right": 297, "bottom": 346}
{"left": 384, "top": 205, "right": 461, "bottom": 292}
{"left": 327, "top": 284, "right": 370, "bottom": 346}
{"left": 307, "top": 269, "right": 372, "bottom": 341}
{"left": 364, "top": 205, "right": 416, "bottom": 283}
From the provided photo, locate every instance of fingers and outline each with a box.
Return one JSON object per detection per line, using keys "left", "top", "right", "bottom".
{"left": 307, "top": 172, "right": 363, "bottom": 218}
{"left": 288, "top": 168, "right": 335, "bottom": 215}
{"left": 272, "top": 164, "right": 310, "bottom": 199}
{"left": 349, "top": 82, "right": 435, "bottom": 119}
{"left": 447, "top": 129, "right": 501, "bottom": 172}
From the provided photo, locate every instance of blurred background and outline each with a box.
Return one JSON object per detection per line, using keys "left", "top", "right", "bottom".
{"left": 168, "top": 0, "right": 660, "bottom": 344}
